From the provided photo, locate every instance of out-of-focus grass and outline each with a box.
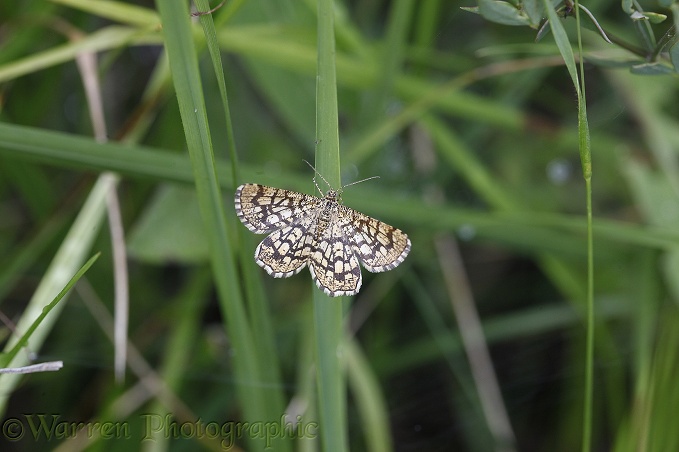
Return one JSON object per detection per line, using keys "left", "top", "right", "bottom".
{"left": 1, "top": 0, "right": 679, "bottom": 451}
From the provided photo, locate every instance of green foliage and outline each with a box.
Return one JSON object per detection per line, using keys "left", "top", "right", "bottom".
{"left": 465, "top": 0, "right": 679, "bottom": 75}
{"left": 1, "top": 0, "right": 679, "bottom": 451}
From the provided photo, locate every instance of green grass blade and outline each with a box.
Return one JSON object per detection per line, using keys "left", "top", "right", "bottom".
{"left": 50, "top": 0, "right": 159, "bottom": 27}
{"left": 543, "top": 1, "right": 594, "bottom": 449}
{"left": 0, "top": 174, "right": 113, "bottom": 414}
{"left": 362, "top": 0, "right": 415, "bottom": 124}
{"left": 154, "top": 2, "right": 270, "bottom": 448}
{"left": 314, "top": 0, "right": 348, "bottom": 449}
{"left": 0, "top": 212, "right": 70, "bottom": 304}
{"left": 0, "top": 253, "right": 99, "bottom": 367}
{"left": 193, "top": 0, "right": 240, "bottom": 183}
{"left": 574, "top": 4, "right": 594, "bottom": 451}
{"left": 345, "top": 338, "right": 393, "bottom": 452}
{"left": 0, "top": 26, "right": 159, "bottom": 83}
{"left": 7, "top": 121, "right": 679, "bottom": 252}
{"left": 142, "top": 269, "right": 212, "bottom": 450}
{"left": 421, "top": 114, "right": 516, "bottom": 210}
{"left": 541, "top": 0, "right": 580, "bottom": 97}
{"left": 193, "top": 2, "right": 289, "bottom": 445}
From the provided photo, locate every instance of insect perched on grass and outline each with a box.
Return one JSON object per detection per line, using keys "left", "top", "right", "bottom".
{"left": 234, "top": 163, "right": 411, "bottom": 297}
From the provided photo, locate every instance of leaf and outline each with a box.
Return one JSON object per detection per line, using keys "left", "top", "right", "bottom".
{"left": 584, "top": 54, "right": 640, "bottom": 68}
{"left": 630, "top": 10, "right": 667, "bottom": 23}
{"left": 521, "top": 0, "right": 545, "bottom": 28}
{"left": 628, "top": 162, "right": 679, "bottom": 303}
{"left": 535, "top": 19, "right": 551, "bottom": 42}
{"left": 540, "top": 0, "right": 579, "bottom": 91}
{"left": 670, "top": 42, "right": 679, "bottom": 73}
{"left": 477, "top": 0, "right": 531, "bottom": 26}
{"left": 621, "top": 0, "right": 633, "bottom": 14}
{"left": 630, "top": 62, "right": 675, "bottom": 75}
{"left": 127, "top": 185, "right": 209, "bottom": 264}
{"left": 644, "top": 12, "right": 668, "bottom": 24}
{"left": 624, "top": 161, "right": 679, "bottom": 228}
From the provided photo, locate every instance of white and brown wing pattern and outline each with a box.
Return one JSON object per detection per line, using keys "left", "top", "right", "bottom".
{"left": 308, "top": 216, "right": 363, "bottom": 297}
{"left": 235, "top": 184, "right": 319, "bottom": 233}
{"left": 342, "top": 207, "right": 411, "bottom": 273}
{"left": 235, "top": 183, "right": 320, "bottom": 277}
{"left": 234, "top": 183, "right": 410, "bottom": 297}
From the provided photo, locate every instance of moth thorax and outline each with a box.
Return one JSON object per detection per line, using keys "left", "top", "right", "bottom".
{"left": 325, "top": 190, "right": 339, "bottom": 200}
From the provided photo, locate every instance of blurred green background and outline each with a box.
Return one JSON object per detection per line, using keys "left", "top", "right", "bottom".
{"left": 1, "top": 0, "right": 679, "bottom": 451}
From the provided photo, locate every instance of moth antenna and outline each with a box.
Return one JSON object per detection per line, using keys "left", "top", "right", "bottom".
{"left": 302, "top": 159, "right": 379, "bottom": 194}
{"left": 312, "top": 177, "right": 323, "bottom": 196}
{"left": 341, "top": 175, "right": 380, "bottom": 190}
{"left": 303, "top": 159, "right": 333, "bottom": 193}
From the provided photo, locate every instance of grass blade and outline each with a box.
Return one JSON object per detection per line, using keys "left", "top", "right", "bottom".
{"left": 0, "top": 174, "right": 114, "bottom": 413}
{"left": 314, "top": 0, "right": 348, "bottom": 449}
{"left": 542, "top": 1, "right": 594, "bottom": 450}
{"left": 154, "top": 2, "right": 272, "bottom": 448}
{"left": 0, "top": 253, "right": 100, "bottom": 367}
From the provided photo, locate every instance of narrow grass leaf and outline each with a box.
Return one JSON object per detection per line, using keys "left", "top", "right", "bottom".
{"left": 154, "top": 2, "right": 270, "bottom": 448}
{"left": 314, "top": 0, "right": 348, "bottom": 449}
{"left": 0, "top": 26, "right": 160, "bottom": 83}
{"left": 49, "top": 0, "right": 159, "bottom": 27}
{"left": 345, "top": 338, "right": 393, "bottom": 452}
{"left": 0, "top": 174, "right": 114, "bottom": 414}
{"left": 0, "top": 253, "right": 100, "bottom": 367}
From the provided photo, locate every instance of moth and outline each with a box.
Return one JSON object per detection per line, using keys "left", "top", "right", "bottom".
{"left": 234, "top": 167, "right": 410, "bottom": 296}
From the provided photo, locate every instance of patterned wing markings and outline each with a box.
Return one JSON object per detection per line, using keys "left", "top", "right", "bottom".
{"left": 254, "top": 214, "right": 316, "bottom": 277}
{"left": 235, "top": 183, "right": 320, "bottom": 234}
{"left": 234, "top": 182, "right": 410, "bottom": 297}
{"left": 342, "top": 208, "right": 412, "bottom": 273}
{"left": 308, "top": 219, "right": 362, "bottom": 297}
